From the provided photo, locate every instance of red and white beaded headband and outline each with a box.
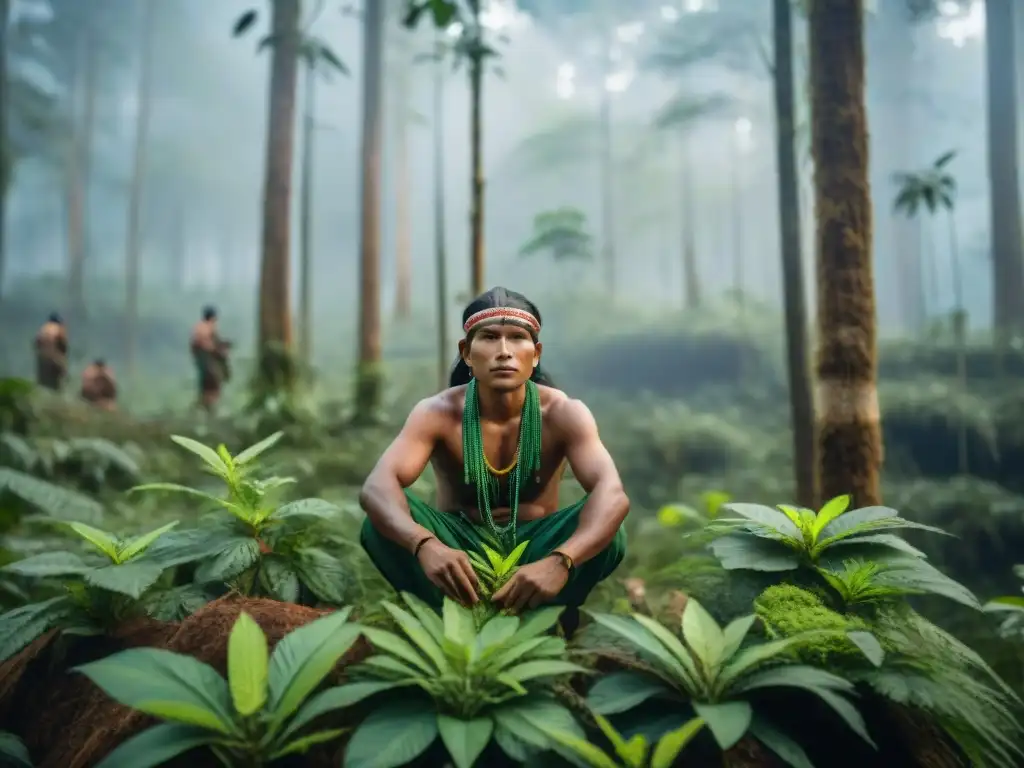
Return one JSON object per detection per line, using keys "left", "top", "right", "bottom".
{"left": 463, "top": 306, "right": 541, "bottom": 336}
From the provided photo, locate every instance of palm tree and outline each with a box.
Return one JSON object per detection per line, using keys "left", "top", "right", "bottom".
{"left": 893, "top": 149, "right": 967, "bottom": 472}
{"left": 354, "top": 0, "right": 385, "bottom": 418}
{"left": 809, "top": 0, "right": 881, "bottom": 506}
{"left": 123, "top": 0, "right": 157, "bottom": 379}
{"left": 772, "top": 0, "right": 816, "bottom": 509}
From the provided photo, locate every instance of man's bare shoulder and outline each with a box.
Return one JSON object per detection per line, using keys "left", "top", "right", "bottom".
{"left": 407, "top": 386, "right": 466, "bottom": 426}
{"left": 543, "top": 389, "right": 597, "bottom": 435}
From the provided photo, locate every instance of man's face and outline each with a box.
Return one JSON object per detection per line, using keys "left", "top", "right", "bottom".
{"left": 460, "top": 323, "right": 541, "bottom": 392}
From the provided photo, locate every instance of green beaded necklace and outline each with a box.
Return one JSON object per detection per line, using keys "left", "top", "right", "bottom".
{"left": 463, "top": 377, "right": 542, "bottom": 550}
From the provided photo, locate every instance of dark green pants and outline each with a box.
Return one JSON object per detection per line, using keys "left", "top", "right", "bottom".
{"left": 360, "top": 491, "right": 627, "bottom": 610}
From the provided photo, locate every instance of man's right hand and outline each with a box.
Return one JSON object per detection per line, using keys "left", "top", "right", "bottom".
{"left": 416, "top": 538, "right": 479, "bottom": 606}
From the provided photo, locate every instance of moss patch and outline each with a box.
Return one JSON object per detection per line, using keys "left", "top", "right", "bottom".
{"left": 754, "top": 584, "right": 871, "bottom": 666}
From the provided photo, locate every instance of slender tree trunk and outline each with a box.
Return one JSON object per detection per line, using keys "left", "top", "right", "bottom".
{"left": 809, "top": 0, "right": 881, "bottom": 507}
{"left": 256, "top": 0, "right": 300, "bottom": 385}
{"left": 948, "top": 210, "right": 968, "bottom": 474}
{"left": 468, "top": 3, "right": 485, "bottom": 298}
{"left": 67, "top": 28, "right": 97, "bottom": 328}
{"left": 0, "top": 0, "right": 9, "bottom": 300}
{"left": 679, "top": 135, "right": 700, "bottom": 309}
{"left": 298, "top": 62, "right": 315, "bottom": 367}
{"left": 170, "top": 199, "right": 186, "bottom": 291}
{"left": 730, "top": 140, "right": 744, "bottom": 310}
{"left": 986, "top": 0, "right": 1024, "bottom": 344}
{"left": 124, "top": 0, "right": 156, "bottom": 377}
{"left": 394, "top": 54, "right": 412, "bottom": 320}
{"left": 354, "top": 0, "right": 384, "bottom": 416}
{"left": 434, "top": 35, "right": 449, "bottom": 392}
{"left": 599, "top": 82, "right": 615, "bottom": 299}
{"left": 773, "top": 0, "right": 817, "bottom": 509}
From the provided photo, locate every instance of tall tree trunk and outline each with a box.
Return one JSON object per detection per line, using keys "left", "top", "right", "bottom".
{"left": 67, "top": 28, "right": 97, "bottom": 329}
{"left": 256, "top": 0, "right": 300, "bottom": 386}
{"left": 468, "top": 2, "right": 485, "bottom": 298}
{"left": 986, "top": 0, "right": 1024, "bottom": 342}
{"left": 679, "top": 135, "right": 700, "bottom": 309}
{"left": 809, "top": 0, "right": 881, "bottom": 507}
{"left": 170, "top": 199, "right": 186, "bottom": 291}
{"left": 124, "top": 0, "right": 155, "bottom": 376}
{"left": 298, "top": 62, "right": 315, "bottom": 367}
{"left": 393, "top": 53, "right": 412, "bottom": 320}
{"left": 773, "top": 0, "right": 816, "bottom": 509}
{"left": 0, "top": 0, "right": 9, "bottom": 300}
{"left": 599, "top": 84, "right": 615, "bottom": 299}
{"left": 948, "top": 210, "right": 968, "bottom": 474}
{"left": 434, "top": 34, "right": 449, "bottom": 392}
{"left": 354, "top": 0, "right": 384, "bottom": 416}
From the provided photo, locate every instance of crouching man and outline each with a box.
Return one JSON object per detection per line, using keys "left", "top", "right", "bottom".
{"left": 358, "top": 287, "right": 629, "bottom": 632}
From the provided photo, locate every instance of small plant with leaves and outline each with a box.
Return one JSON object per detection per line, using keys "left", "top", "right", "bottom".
{"left": 75, "top": 608, "right": 361, "bottom": 768}
{"left": 708, "top": 494, "right": 950, "bottom": 574}
{"left": 817, "top": 557, "right": 979, "bottom": 610}
{"left": 541, "top": 713, "right": 706, "bottom": 768}
{"left": 983, "top": 563, "right": 1024, "bottom": 640}
{"left": 332, "top": 592, "right": 587, "bottom": 768}
{"left": 0, "top": 520, "right": 182, "bottom": 661}
{"left": 586, "top": 598, "right": 883, "bottom": 766}
{"left": 467, "top": 539, "right": 528, "bottom": 624}
{"left": 132, "top": 432, "right": 351, "bottom": 605}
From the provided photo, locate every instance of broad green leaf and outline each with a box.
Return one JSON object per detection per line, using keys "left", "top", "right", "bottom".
{"left": 259, "top": 556, "right": 301, "bottom": 603}
{"left": 588, "top": 671, "right": 670, "bottom": 715}
{"left": 720, "top": 631, "right": 833, "bottom": 684}
{"left": 632, "top": 614, "right": 701, "bottom": 687}
{"left": 86, "top": 561, "right": 165, "bottom": 599}
{"left": 169, "top": 435, "right": 228, "bottom": 473}
{"left": 477, "top": 615, "right": 519, "bottom": 651}
{"left": 708, "top": 536, "right": 801, "bottom": 572}
{"left": 363, "top": 626, "right": 435, "bottom": 675}
{"left": 267, "top": 607, "right": 357, "bottom": 725}
{"left": 822, "top": 532, "right": 927, "bottom": 559}
{"left": 233, "top": 431, "right": 284, "bottom": 464}
{"left": 195, "top": 538, "right": 260, "bottom": 582}
{"left": 128, "top": 483, "right": 236, "bottom": 511}
{"left": 693, "top": 701, "right": 752, "bottom": 749}
{"left": 442, "top": 598, "right": 477, "bottom": 646}
{"left": 0, "top": 731, "right": 31, "bottom": 767}
{"left": 811, "top": 495, "right": 851, "bottom": 538}
{"left": 481, "top": 545, "right": 505, "bottom": 571}
{"left": 272, "top": 727, "right": 348, "bottom": 758}
{"left": 2, "top": 551, "right": 90, "bottom": 577}
{"left": 401, "top": 592, "right": 446, "bottom": 645}
{"left": 75, "top": 648, "right": 235, "bottom": 735}
{"left": 514, "top": 606, "right": 564, "bottom": 641}
{"left": 500, "top": 541, "right": 529, "bottom": 575}
{"left": 274, "top": 499, "right": 343, "bottom": 521}
{"left": 227, "top": 612, "right": 268, "bottom": 716}
{"left": 491, "top": 698, "right": 584, "bottom": 748}
{"left": 720, "top": 503, "right": 802, "bottom": 539}
{"left": 68, "top": 522, "right": 119, "bottom": 559}
{"left": 282, "top": 681, "right": 408, "bottom": 741}
{"left": 504, "top": 659, "right": 588, "bottom": 683}
{"left": 721, "top": 615, "right": 757, "bottom": 660}
{"left": 591, "top": 713, "right": 639, "bottom": 762}
{"left": 587, "top": 613, "right": 690, "bottom": 686}
{"left": 119, "top": 521, "right": 180, "bottom": 563}
{"left": 985, "top": 596, "right": 1024, "bottom": 612}
{"left": 681, "top": 598, "right": 725, "bottom": 670}
{"left": 0, "top": 596, "right": 74, "bottom": 662}
{"left": 657, "top": 504, "right": 703, "bottom": 528}
{"left": 93, "top": 723, "right": 215, "bottom": 768}
{"left": 541, "top": 730, "right": 619, "bottom": 768}
{"left": 344, "top": 699, "right": 439, "bottom": 768}
{"left": 748, "top": 718, "right": 814, "bottom": 768}
{"left": 437, "top": 714, "right": 494, "bottom": 768}
{"left": 846, "top": 631, "right": 884, "bottom": 667}
{"left": 358, "top": 654, "right": 423, "bottom": 678}
{"left": 651, "top": 716, "right": 705, "bottom": 768}
{"left": 382, "top": 601, "right": 449, "bottom": 673}
{"left": 818, "top": 505, "right": 898, "bottom": 540}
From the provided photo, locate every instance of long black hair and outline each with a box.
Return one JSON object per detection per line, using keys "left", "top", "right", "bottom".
{"left": 449, "top": 287, "right": 555, "bottom": 388}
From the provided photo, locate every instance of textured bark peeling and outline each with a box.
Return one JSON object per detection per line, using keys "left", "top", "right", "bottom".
{"left": 808, "top": 0, "right": 882, "bottom": 507}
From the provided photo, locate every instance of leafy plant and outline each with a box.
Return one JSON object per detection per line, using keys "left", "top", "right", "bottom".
{"left": 983, "top": 563, "right": 1024, "bottom": 640}
{"left": 131, "top": 432, "right": 352, "bottom": 605}
{"left": 708, "top": 494, "right": 951, "bottom": 573}
{"left": 586, "top": 598, "right": 882, "bottom": 766}
{"left": 540, "top": 713, "right": 706, "bottom": 768}
{"left": 817, "top": 558, "right": 979, "bottom": 609}
{"left": 0, "top": 378, "right": 34, "bottom": 435}
{"left": 1, "top": 434, "right": 141, "bottom": 492}
{"left": 75, "top": 608, "right": 361, "bottom": 767}
{"left": 0, "top": 520, "right": 183, "bottom": 661}
{"left": 332, "top": 592, "right": 587, "bottom": 768}
{"left": 467, "top": 539, "right": 528, "bottom": 624}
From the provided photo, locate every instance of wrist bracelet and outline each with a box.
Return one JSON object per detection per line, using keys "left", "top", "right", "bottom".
{"left": 551, "top": 550, "right": 574, "bottom": 573}
{"left": 414, "top": 535, "right": 435, "bottom": 558}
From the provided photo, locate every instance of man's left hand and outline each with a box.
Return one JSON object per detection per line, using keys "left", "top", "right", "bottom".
{"left": 492, "top": 556, "right": 570, "bottom": 614}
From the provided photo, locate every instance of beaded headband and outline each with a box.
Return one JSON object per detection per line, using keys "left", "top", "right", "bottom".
{"left": 463, "top": 306, "right": 541, "bottom": 336}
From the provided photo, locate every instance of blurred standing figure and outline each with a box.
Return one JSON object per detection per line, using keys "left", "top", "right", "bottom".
{"left": 34, "top": 312, "right": 68, "bottom": 391}
{"left": 190, "top": 305, "right": 232, "bottom": 412}
{"left": 80, "top": 358, "right": 117, "bottom": 411}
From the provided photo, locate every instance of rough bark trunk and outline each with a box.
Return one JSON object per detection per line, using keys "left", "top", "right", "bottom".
{"left": 434, "top": 35, "right": 449, "bottom": 393}
{"left": 809, "top": 0, "right": 882, "bottom": 507}
{"left": 298, "top": 62, "right": 314, "bottom": 366}
{"left": 66, "top": 29, "right": 97, "bottom": 328}
{"left": 986, "top": 0, "right": 1024, "bottom": 339}
{"left": 256, "top": 0, "right": 300, "bottom": 383}
{"left": 393, "top": 54, "right": 412, "bottom": 320}
{"left": 0, "top": 0, "right": 9, "bottom": 299}
{"left": 124, "top": 0, "right": 156, "bottom": 376}
{"left": 773, "top": 0, "right": 817, "bottom": 509}
{"left": 354, "top": 0, "right": 384, "bottom": 416}
{"left": 468, "top": 4, "right": 485, "bottom": 298}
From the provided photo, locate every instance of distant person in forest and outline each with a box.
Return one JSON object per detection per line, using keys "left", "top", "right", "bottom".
{"left": 34, "top": 312, "right": 68, "bottom": 392}
{"left": 190, "top": 305, "right": 232, "bottom": 412}
{"left": 358, "top": 287, "right": 629, "bottom": 634}
{"left": 80, "top": 358, "right": 117, "bottom": 411}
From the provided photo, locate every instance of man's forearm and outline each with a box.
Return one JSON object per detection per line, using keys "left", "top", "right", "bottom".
{"left": 359, "top": 477, "right": 433, "bottom": 552}
{"left": 555, "top": 483, "right": 629, "bottom": 565}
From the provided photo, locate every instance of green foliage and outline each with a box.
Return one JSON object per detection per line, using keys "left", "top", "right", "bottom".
{"left": 0, "top": 730, "right": 31, "bottom": 767}
{"left": 468, "top": 539, "right": 529, "bottom": 624}
{"left": 893, "top": 150, "right": 957, "bottom": 216}
{"left": 519, "top": 208, "right": 594, "bottom": 263}
{"left": 1, "top": 434, "right": 141, "bottom": 492}
{"left": 75, "top": 608, "right": 360, "bottom": 767}
{"left": 336, "top": 592, "right": 586, "bottom": 768}
{"left": 132, "top": 432, "right": 354, "bottom": 606}
{"left": 232, "top": 5, "right": 348, "bottom": 77}
{"left": 0, "top": 379, "right": 34, "bottom": 436}
{"left": 541, "top": 712, "right": 706, "bottom": 768}
{"left": 0, "top": 519, "right": 183, "bottom": 661}
{"left": 587, "top": 597, "right": 880, "bottom": 764}
{"left": 983, "top": 564, "right": 1024, "bottom": 640}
